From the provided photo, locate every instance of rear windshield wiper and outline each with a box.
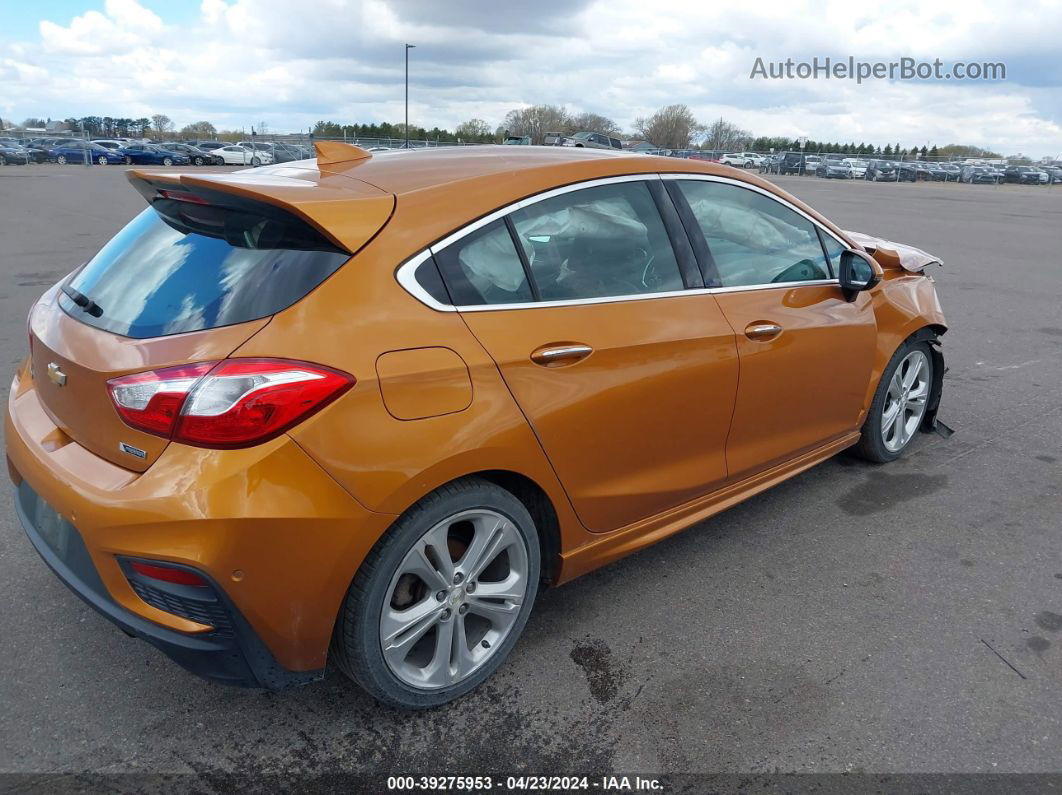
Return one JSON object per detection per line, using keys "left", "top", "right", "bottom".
{"left": 61, "top": 283, "right": 104, "bottom": 318}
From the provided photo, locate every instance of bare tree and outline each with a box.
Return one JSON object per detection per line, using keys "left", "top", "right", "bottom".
{"left": 181, "top": 121, "right": 217, "bottom": 136}
{"left": 569, "top": 112, "right": 621, "bottom": 136}
{"left": 502, "top": 105, "right": 571, "bottom": 145}
{"left": 150, "top": 114, "right": 173, "bottom": 135}
{"left": 632, "top": 104, "right": 704, "bottom": 149}
{"left": 703, "top": 117, "right": 753, "bottom": 151}
{"left": 455, "top": 118, "right": 492, "bottom": 140}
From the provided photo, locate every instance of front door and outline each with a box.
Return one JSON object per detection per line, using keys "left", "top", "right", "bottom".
{"left": 435, "top": 178, "right": 739, "bottom": 532}
{"left": 669, "top": 177, "right": 878, "bottom": 480}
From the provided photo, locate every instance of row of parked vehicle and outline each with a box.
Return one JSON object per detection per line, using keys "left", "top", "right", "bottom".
{"left": 0, "top": 136, "right": 315, "bottom": 167}
{"left": 754, "top": 151, "right": 1062, "bottom": 184}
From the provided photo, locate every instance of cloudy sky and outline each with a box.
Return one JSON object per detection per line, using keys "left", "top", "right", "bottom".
{"left": 2, "top": 0, "right": 1061, "bottom": 156}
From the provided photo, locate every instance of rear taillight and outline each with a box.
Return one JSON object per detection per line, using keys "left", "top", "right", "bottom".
{"left": 107, "top": 358, "right": 354, "bottom": 449}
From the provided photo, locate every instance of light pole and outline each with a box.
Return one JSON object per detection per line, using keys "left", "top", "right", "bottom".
{"left": 405, "top": 43, "right": 415, "bottom": 149}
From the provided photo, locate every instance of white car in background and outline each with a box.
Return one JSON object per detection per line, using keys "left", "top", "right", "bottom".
{"left": 843, "top": 158, "right": 869, "bottom": 178}
{"left": 211, "top": 145, "right": 273, "bottom": 166}
{"left": 91, "top": 140, "right": 127, "bottom": 151}
{"left": 719, "top": 152, "right": 764, "bottom": 168}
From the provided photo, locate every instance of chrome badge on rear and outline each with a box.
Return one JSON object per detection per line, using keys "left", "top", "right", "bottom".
{"left": 119, "top": 442, "right": 147, "bottom": 459}
{"left": 46, "top": 363, "right": 66, "bottom": 387}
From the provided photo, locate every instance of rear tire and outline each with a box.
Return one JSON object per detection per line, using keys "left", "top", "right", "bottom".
{"left": 124, "top": 156, "right": 132, "bottom": 165}
{"left": 97, "top": 155, "right": 108, "bottom": 165}
{"left": 332, "top": 477, "right": 541, "bottom": 709}
{"left": 851, "top": 340, "right": 934, "bottom": 463}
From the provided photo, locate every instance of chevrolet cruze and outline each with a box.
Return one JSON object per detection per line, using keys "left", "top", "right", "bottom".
{"left": 6, "top": 143, "right": 947, "bottom": 708}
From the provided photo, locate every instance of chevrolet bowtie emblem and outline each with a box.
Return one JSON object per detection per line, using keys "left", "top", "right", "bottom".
{"left": 47, "top": 362, "right": 67, "bottom": 387}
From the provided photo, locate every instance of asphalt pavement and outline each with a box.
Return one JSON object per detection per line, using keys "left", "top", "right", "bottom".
{"left": 1, "top": 165, "right": 1060, "bottom": 785}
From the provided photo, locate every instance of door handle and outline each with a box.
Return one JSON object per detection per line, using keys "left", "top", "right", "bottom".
{"left": 530, "top": 343, "right": 593, "bottom": 366}
{"left": 744, "top": 322, "right": 783, "bottom": 341}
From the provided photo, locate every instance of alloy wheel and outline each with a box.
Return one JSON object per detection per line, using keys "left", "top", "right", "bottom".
{"left": 881, "top": 350, "right": 930, "bottom": 452}
{"left": 97, "top": 155, "right": 108, "bottom": 165}
{"left": 380, "top": 509, "right": 530, "bottom": 690}
{"left": 56, "top": 155, "right": 66, "bottom": 165}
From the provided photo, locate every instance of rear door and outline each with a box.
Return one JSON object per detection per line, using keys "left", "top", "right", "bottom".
{"left": 667, "top": 176, "right": 877, "bottom": 481}
{"left": 435, "top": 176, "right": 739, "bottom": 533}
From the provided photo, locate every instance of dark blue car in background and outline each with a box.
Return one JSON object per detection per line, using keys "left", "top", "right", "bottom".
{"left": 118, "top": 143, "right": 190, "bottom": 166}
{"left": 49, "top": 143, "right": 127, "bottom": 165}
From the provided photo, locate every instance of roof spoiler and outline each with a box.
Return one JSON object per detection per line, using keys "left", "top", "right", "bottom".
{"left": 126, "top": 168, "right": 394, "bottom": 254}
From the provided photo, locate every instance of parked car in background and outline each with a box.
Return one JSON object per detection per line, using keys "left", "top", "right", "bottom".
{"left": 191, "top": 141, "right": 228, "bottom": 153}
{"left": 842, "top": 158, "right": 868, "bottom": 178}
{"left": 8, "top": 144, "right": 948, "bottom": 709}
{"left": 803, "top": 155, "right": 822, "bottom": 174}
{"left": 560, "top": 131, "right": 623, "bottom": 150}
{"left": 502, "top": 135, "right": 531, "bottom": 145}
{"left": 776, "top": 151, "right": 807, "bottom": 175}
{"left": 719, "top": 152, "right": 764, "bottom": 168}
{"left": 1042, "top": 166, "right": 1062, "bottom": 184}
{"left": 897, "top": 161, "right": 933, "bottom": 182}
{"left": 920, "top": 163, "right": 948, "bottom": 182}
{"left": 49, "top": 142, "right": 127, "bottom": 166}
{"left": 92, "top": 140, "right": 128, "bottom": 152}
{"left": 759, "top": 154, "right": 781, "bottom": 173}
{"left": 119, "top": 143, "right": 191, "bottom": 166}
{"left": 937, "top": 163, "right": 962, "bottom": 181}
{"left": 159, "top": 142, "right": 218, "bottom": 166}
{"left": 864, "top": 160, "right": 899, "bottom": 181}
{"left": 0, "top": 142, "right": 31, "bottom": 165}
{"left": 959, "top": 166, "right": 1000, "bottom": 184}
{"left": 211, "top": 145, "right": 273, "bottom": 165}
{"left": 1003, "top": 165, "right": 1044, "bottom": 184}
{"left": 816, "top": 156, "right": 852, "bottom": 179}
{"left": 10, "top": 140, "right": 50, "bottom": 163}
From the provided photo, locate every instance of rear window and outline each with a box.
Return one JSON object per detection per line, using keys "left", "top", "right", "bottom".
{"left": 60, "top": 205, "right": 350, "bottom": 339}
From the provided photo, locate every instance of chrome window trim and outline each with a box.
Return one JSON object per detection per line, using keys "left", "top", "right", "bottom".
{"left": 396, "top": 172, "right": 846, "bottom": 313}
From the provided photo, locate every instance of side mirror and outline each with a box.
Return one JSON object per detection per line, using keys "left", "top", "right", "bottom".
{"left": 839, "top": 249, "right": 882, "bottom": 301}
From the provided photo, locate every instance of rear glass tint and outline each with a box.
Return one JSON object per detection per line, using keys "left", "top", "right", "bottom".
{"left": 60, "top": 206, "right": 350, "bottom": 339}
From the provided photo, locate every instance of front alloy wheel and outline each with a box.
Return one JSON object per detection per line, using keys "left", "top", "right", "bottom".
{"left": 332, "top": 478, "right": 540, "bottom": 709}
{"left": 852, "top": 340, "right": 935, "bottom": 462}
{"left": 881, "top": 349, "right": 931, "bottom": 453}
{"left": 56, "top": 155, "right": 67, "bottom": 165}
{"left": 97, "top": 155, "right": 108, "bottom": 165}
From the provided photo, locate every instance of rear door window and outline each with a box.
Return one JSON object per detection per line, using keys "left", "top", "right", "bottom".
{"left": 509, "top": 181, "right": 684, "bottom": 301}
{"left": 60, "top": 205, "right": 350, "bottom": 339}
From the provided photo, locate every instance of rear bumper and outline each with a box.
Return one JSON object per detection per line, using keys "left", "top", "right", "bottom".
{"left": 5, "top": 360, "right": 396, "bottom": 682}
{"left": 14, "top": 480, "right": 314, "bottom": 688}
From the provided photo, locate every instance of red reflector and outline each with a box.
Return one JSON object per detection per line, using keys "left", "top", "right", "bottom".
{"left": 158, "top": 189, "right": 208, "bottom": 204}
{"left": 130, "top": 561, "right": 209, "bottom": 587}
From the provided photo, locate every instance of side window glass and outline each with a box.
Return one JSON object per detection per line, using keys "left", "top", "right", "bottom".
{"left": 819, "top": 232, "right": 846, "bottom": 278}
{"left": 677, "top": 181, "right": 831, "bottom": 287}
{"left": 433, "top": 219, "right": 532, "bottom": 306}
{"left": 509, "top": 181, "right": 684, "bottom": 301}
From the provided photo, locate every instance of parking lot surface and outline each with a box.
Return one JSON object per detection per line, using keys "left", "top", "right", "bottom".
{"left": 1, "top": 165, "right": 1061, "bottom": 780}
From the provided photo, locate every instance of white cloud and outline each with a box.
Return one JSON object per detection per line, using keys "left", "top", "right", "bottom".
{"left": 3, "top": 0, "right": 1061, "bottom": 155}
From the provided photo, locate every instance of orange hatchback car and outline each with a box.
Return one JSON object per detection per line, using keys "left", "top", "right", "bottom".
{"left": 6, "top": 143, "right": 947, "bottom": 708}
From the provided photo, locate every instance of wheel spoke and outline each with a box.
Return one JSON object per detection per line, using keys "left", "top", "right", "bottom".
{"left": 459, "top": 517, "right": 514, "bottom": 581}
{"left": 450, "top": 615, "right": 477, "bottom": 681}
{"left": 405, "top": 544, "right": 451, "bottom": 591}
{"left": 381, "top": 599, "right": 442, "bottom": 668}
{"left": 902, "top": 356, "right": 923, "bottom": 389}
{"left": 422, "top": 615, "right": 456, "bottom": 686}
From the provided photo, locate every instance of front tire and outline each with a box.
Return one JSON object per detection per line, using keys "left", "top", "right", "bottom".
{"left": 852, "top": 340, "right": 934, "bottom": 463}
{"left": 251, "top": 157, "right": 261, "bottom": 166}
{"left": 97, "top": 155, "right": 108, "bottom": 165}
{"left": 332, "top": 478, "right": 541, "bottom": 709}
{"left": 124, "top": 156, "right": 132, "bottom": 165}
{"left": 56, "top": 155, "right": 67, "bottom": 165}
{"left": 162, "top": 157, "right": 173, "bottom": 166}
{"left": 194, "top": 156, "right": 205, "bottom": 166}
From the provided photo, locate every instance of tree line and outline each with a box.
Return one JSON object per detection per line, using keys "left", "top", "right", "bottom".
{"left": 4, "top": 107, "right": 1001, "bottom": 159}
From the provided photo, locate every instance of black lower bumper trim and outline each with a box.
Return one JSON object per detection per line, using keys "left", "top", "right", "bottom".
{"left": 14, "top": 481, "right": 322, "bottom": 689}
